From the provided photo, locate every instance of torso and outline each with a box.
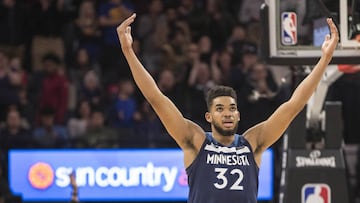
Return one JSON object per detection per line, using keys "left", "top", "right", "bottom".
{"left": 186, "top": 132, "right": 259, "bottom": 203}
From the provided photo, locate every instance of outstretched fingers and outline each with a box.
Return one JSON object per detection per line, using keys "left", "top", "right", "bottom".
{"left": 321, "top": 18, "right": 339, "bottom": 56}
{"left": 117, "top": 13, "right": 136, "bottom": 33}
{"left": 327, "top": 18, "right": 339, "bottom": 42}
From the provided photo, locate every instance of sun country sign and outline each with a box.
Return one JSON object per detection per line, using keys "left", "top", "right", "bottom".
{"left": 9, "top": 149, "right": 273, "bottom": 202}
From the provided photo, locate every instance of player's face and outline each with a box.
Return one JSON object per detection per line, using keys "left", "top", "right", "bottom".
{"left": 206, "top": 96, "right": 240, "bottom": 136}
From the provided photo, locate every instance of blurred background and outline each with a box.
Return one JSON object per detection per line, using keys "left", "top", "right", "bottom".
{"left": 0, "top": 0, "right": 360, "bottom": 203}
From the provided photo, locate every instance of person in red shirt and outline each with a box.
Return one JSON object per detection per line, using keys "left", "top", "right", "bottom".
{"left": 38, "top": 53, "right": 69, "bottom": 125}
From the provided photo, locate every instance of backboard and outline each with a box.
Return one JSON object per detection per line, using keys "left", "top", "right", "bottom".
{"left": 261, "top": 0, "right": 360, "bottom": 65}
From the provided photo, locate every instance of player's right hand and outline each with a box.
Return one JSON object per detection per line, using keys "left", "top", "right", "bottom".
{"left": 117, "top": 13, "right": 136, "bottom": 51}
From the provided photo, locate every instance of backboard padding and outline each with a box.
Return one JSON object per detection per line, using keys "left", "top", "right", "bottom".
{"left": 261, "top": 0, "right": 360, "bottom": 65}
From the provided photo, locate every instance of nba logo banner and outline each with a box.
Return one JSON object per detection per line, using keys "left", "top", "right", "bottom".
{"left": 281, "top": 12, "right": 297, "bottom": 45}
{"left": 302, "top": 183, "right": 331, "bottom": 203}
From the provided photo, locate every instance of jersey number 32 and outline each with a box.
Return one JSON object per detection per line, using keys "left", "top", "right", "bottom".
{"left": 214, "top": 167, "right": 244, "bottom": 190}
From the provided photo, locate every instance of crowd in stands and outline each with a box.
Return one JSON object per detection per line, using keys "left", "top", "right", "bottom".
{"left": 0, "top": 0, "right": 292, "bottom": 153}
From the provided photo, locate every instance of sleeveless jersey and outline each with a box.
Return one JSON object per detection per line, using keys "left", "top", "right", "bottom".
{"left": 186, "top": 132, "right": 259, "bottom": 203}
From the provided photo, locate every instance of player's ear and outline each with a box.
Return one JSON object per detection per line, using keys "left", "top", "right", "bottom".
{"left": 205, "top": 112, "right": 212, "bottom": 123}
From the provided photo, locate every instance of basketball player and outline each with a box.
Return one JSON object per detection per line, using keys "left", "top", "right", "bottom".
{"left": 116, "top": 14, "right": 339, "bottom": 203}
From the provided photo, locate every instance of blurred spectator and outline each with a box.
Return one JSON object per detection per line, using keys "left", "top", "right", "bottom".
{"left": 69, "top": 48, "right": 101, "bottom": 94}
{"left": 177, "top": 0, "right": 196, "bottom": 18}
{"left": 245, "top": 21, "right": 262, "bottom": 46}
{"left": 64, "top": 0, "right": 101, "bottom": 65}
{"left": 136, "top": 0, "right": 168, "bottom": 74}
{"left": 9, "top": 55, "right": 28, "bottom": 88}
{"left": 157, "top": 68, "right": 187, "bottom": 114}
{"left": 0, "top": 50, "right": 20, "bottom": 122}
{"left": 0, "top": 0, "right": 27, "bottom": 59}
{"left": 168, "top": 19, "right": 191, "bottom": 57}
{"left": 188, "top": 60, "right": 215, "bottom": 92}
{"left": 229, "top": 41, "right": 259, "bottom": 91}
{"left": 78, "top": 70, "right": 105, "bottom": 108}
{"left": 176, "top": 42, "right": 200, "bottom": 85}
{"left": 158, "top": 18, "right": 191, "bottom": 75}
{"left": 67, "top": 99, "right": 91, "bottom": 139}
{"left": 35, "top": 53, "right": 69, "bottom": 125}
{"left": 237, "top": 63, "right": 287, "bottom": 133}
{"left": 176, "top": 0, "right": 207, "bottom": 40}
{"left": 158, "top": 43, "right": 179, "bottom": 73}
{"left": 28, "top": 0, "right": 68, "bottom": 71}
{"left": 211, "top": 48, "right": 234, "bottom": 86}
{"left": 110, "top": 79, "right": 140, "bottom": 129}
{"left": 0, "top": 109, "right": 33, "bottom": 155}
{"left": 246, "top": 63, "right": 280, "bottom": 102}
{"left": 77, "top": 108, "right": 119, "bottom": 148}
{"left": 239, "top": 42, "right": 259, "bottom": 69}
{"left": 33, "top": 107, "right": 68, "bottom": 148}
{"left": 197, "top": 35, "right": 213, "bottom": 64}
{"left": 134, "top": 100, "right": 163, "bottom": 148}
{"left": 237, "top": 0, "right": 264, "bottom": 24}
{"left": 17, "top": 88, "right": 34, "bottom": 126}
{"left": 227, "top": 24, "right": 247, "bottom": 65}
{"left": 187, "top": 61, "right": 214, "bottom": 130}
{"left": 154, "top": 69, "right": 187, "bottom": 147}
{"left": 67, "top": 48, "right": 100, "bottom": 112}
{"left": 204, "top": 0, "right": 235, "bottom": 50}
{"left": 98, "top": 0, "right": 132, "bottom": 83}
{"left": 98, "top": 0, "right": 132, "bottom": 46}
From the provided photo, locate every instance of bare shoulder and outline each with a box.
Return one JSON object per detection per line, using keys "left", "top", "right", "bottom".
{"left": 182, "top": 119, "right": 206, "bottom": 168}
{"left": 243, "top": 122, "right": 265, "bottom": 153}
{"left": 243, "top": 122, "right": 267, "bottom": 166}
{"left": 184, "top": 119, "right": 206, "bottom": 150}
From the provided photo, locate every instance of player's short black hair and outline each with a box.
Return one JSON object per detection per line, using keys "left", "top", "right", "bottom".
{"left": 205, "top": 85, "right": 237, "bottom": 110}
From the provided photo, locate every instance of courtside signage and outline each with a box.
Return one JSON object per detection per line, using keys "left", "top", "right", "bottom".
{"left": 9, "top": 149, "right": 273, "bottom": 201}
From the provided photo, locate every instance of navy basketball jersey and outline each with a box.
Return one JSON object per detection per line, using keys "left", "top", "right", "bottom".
{"left": 186, "top": 132, "right": 259, "bottom": 203}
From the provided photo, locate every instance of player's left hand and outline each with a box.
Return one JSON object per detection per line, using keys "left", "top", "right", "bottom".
{"left": 321, "top": 18, "right": 339, "bottom": 58}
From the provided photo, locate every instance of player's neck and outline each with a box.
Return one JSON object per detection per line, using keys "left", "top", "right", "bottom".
{"left": 211, "top": 132, "right": 235, "bottom": 146}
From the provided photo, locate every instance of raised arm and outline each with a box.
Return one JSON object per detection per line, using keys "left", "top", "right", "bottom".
{"left": 244, "top": 18, "right": 339, "bottom": 161}
{"left": 116, "top": 14, "right": 205, "bottom": 153}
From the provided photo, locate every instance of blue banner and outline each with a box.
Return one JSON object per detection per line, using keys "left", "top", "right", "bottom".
{"left": 8, "top": 149, "right": 273, "bottom": 201}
